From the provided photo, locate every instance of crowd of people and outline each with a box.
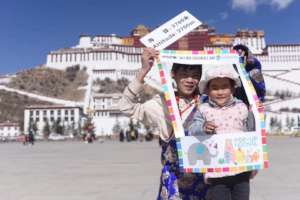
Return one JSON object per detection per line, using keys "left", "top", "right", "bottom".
{"left": 119, "top": 44, "right": 266, "bottom": 200}
{"left": 118, "top": 121, "right": 155, "bottom": 142}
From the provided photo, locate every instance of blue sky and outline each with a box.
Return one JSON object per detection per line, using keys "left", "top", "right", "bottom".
{"left": 0, "top": 0, "right": 299, "bottom": 74}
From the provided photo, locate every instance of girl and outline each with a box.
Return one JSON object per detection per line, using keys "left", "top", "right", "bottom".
{"left": 189, "top": 66, "right": 256, "bottom": 200}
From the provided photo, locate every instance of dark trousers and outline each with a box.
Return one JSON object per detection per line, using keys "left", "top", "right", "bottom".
{"left": 207, "top": 172, "right": 250, "bottom": 200}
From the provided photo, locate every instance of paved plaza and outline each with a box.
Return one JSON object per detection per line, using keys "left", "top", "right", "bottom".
{"left": 0, "top": 136, "right": 299, "bottom": 200}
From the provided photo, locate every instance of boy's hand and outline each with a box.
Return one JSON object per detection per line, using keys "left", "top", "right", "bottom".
{"left": 137, "top": 48, "right": 159, "bottom": 83}
{"left": 204, "top": 121, "right": 217, "bottom": 134}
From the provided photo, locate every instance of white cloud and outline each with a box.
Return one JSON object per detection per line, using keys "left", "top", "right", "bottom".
{"left": 270, "top": 0, "right": 294, "bottom": 10}
{"left": 231, "top": 0, "right": 295, "bottom": 12}
{"left": 220, "top": 12, "right": 229, "bottom": 20}
{"left": 232, "top": 0, "right": 257, "bottom": 12}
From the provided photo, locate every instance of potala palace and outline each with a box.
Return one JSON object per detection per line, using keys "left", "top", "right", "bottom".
{"left": 31, "top": 24, "right": 300, "bottom": 136}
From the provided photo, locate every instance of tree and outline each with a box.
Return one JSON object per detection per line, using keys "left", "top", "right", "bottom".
{"left": 270, "top": 117, "right": 276, "bottom": 130}
{"left": 112, "top": 120, "right": 121, "bottom": 135}
{"left": 83, "top": 117, "right": 95, "bottom": 135}
{"left": 286, "top": 116, "right": 291, "bottom": 131}
{"left": 32, "top": 121, "right": 38, "bottom": 135}
{"left": 51, "top": 119, "right": 64, "bottom": 135}
{"left": 290, "top": 117, "right": 295, "bottom": 129}
{"left": 43, "top": 120, "right": 51, "bottom": 139}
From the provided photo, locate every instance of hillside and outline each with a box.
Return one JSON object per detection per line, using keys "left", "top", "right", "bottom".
{"left": 93, "top": 77, "right": 160, "bottom": 102}
{"left": 0, "top": 90, "right": 52, "bottom": 129}
{"left": 8, "top": 65, "right": 88, "bottom": 101}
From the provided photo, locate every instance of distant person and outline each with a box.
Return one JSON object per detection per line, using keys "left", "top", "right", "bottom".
{"left": 145, "top": 126, "right": 154, "bottom": 141}
{"left": 119, "top": 48, "right": 207, "bottom": 199}
{"left": 119, "top": 129, "right": 124, "bottom": 142}
{"left": 86, "top": 133, "right": 93, "bottom": 143}
{"left": 21, "top": 134, "right": 27, "bottom": 145}
{"left": 233, "top": 44, "right": 266, "bottom": 104}
{"left": 189, "top": 66, "right": 257, "bottom": 200}
{"left": 28, "top": 131, "right": 35, "bottom": 145}
{"left": 125, "top": 129, "right": 131, "bottom": 142}
{"left": 134, "top": 128, "right": 139, "bottom": 141}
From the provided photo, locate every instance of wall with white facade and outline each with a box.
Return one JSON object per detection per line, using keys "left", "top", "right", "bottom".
{"left": 256, "top": 45, "right": 300, "bottom": 70}
{"left": 93, "top": 113, "right": 128, "bottom": 136}
{"left": 0, "top": 123, "right": 21, "bottom": 138}
{"left": 204, "top": 44, "right": 300, "bottom": 70}
{"left": 24, "top": 106, "right": 83, "bottom": 136}
{"left": 77, "top": 35, "right": 123, "bottom": 48}
{"left": 91, "top": 93, "right": 129, "bottom": 136}
{"left": 265, "top": 111, "right": 300, "bottom": 134}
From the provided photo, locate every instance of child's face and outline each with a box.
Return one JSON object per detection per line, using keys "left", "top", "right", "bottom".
{"left": 207, "top": 78, "right": 234, "bottom": 107}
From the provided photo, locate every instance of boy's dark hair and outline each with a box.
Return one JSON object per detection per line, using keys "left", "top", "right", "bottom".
{"left": 171, "top": 63, "right": 202, "bottom": 77}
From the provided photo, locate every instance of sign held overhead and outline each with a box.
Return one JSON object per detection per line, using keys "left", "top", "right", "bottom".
{"left": 140, "top": 10, "right": 202, "bottom": 50}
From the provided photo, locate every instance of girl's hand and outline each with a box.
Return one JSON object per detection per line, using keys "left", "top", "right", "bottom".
{"left": 137, "top": 48, "right": 159, "bottom": 82}
{"left": 204, "top": 121, "right": 217, "bottom": 134}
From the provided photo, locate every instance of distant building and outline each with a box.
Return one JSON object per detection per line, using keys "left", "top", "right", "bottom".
{"left": 44, "top": 24, "right": 300, "bottom": 135}
{"left": 24, "top": 105, "right": 83, "bottom": 136}
{"left": 90, "top": 93, "right": 129, "bottom": 136}
{"left": 234, "top": 30, "right": 266, "bottom": 54}
{"left": 167, "top": 24, "right": 214, "bottom": 50}
{"left": 209, "top": 33, "right": 235, "bottom": 46}
{"left": 0, "top": 121, "right": 21, "bottom": 139}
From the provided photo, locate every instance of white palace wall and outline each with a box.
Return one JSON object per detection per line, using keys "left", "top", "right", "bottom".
{"left": 44, "top": 34, "right": 300, "bottom": 135}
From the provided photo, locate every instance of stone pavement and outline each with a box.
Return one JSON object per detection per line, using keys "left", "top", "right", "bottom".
{"left": 0, "top": 136, "right": 299, "bottom": 200}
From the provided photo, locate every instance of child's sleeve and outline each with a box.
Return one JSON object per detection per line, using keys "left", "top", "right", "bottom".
{"left": 188, "top": 110, "right": 206, "bottom": 136}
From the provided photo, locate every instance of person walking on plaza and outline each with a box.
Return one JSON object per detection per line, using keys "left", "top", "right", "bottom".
{"left": 188, "top": 66, "right": 257, "bottom": 200}
{"left": 119, "top": 129, "right": 125, "bottom": 142}
{"left": 119, "top": 48, "right": 208, "bottom": 199}
{"left": 28, "top": 130, "right": 35, "bottom": 145}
